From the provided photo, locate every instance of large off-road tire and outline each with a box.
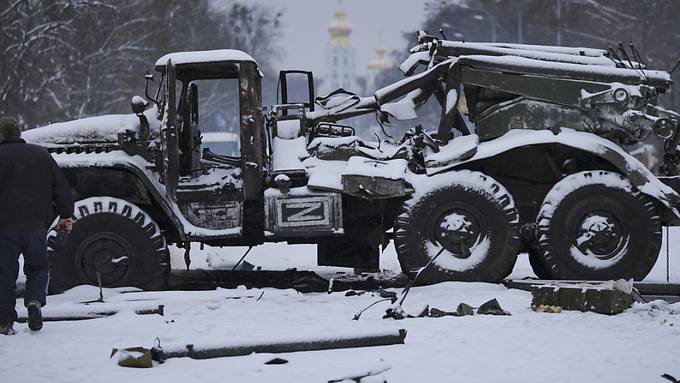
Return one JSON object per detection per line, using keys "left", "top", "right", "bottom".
{"left": 535, "top": 170, "right": 661, "bottom": 281}
{"left": 395, "top": 171, "right": 520, "bottom": 284}
{"left": 48, "top": 197, "right": 170, "bottom": 293}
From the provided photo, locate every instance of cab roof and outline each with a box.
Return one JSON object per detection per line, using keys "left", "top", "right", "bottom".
{"left": 155, "top": 49, "right": 257, "bottom": 80}
{"left": 154, "top": 49, "right": 256, "bottom": 70}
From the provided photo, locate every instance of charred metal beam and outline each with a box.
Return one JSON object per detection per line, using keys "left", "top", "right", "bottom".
{"left": 152, "top": 329, "right": 407, "bottom": 361}
{"left": 15, "top": 305, "right": 164, "bottom": 323}
{"left": 168, "top": 269, "right": 409, "bottom": 293}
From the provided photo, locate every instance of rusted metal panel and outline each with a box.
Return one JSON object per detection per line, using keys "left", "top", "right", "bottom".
{"left": 178, "top": 200, "right": 242, "bottom": 230}
{"left": 341, "top": 175, "right": 407, "bottom": 198}
{"left": 461, "top": 66, "right": 611, "bottom": 109}
{"left": 459, "top": 55, "right": 671, "bottom": 89}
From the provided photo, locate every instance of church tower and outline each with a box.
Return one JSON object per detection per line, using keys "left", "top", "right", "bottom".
{"left": 324, "top": 2, "right": 356, "bottom": 94}
{"left": 367, "top": 38, "right": 393, "bottom": 91}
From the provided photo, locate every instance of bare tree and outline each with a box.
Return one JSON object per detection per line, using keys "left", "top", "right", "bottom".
{"left": 0, "top": 0, "right": 283, "bottom": 129}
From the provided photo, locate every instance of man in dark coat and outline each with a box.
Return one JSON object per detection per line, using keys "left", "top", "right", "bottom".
{"left": 0, "top": 116, "right": 74, "bottom": 335}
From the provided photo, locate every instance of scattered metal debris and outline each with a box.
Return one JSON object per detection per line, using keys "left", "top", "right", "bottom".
{"left": 328, "top": 360, "right": 391, "bottom": 383}
{"left": 383, "top": 248, "right": 447, "bottom": 320}
{"left": 353, "top": 299, "right": 395, "bottom": 321}
{"left": 428, "top": 303, "right": 475, "bottom": 318}
{"left": 378, "top": 288, "right": 398, "bottom": 300}
{"left": 476, "top": 298, "right": 511, "bottom": 316}
{"left": 264, "top": 357, "right": 288, "bottom": 365}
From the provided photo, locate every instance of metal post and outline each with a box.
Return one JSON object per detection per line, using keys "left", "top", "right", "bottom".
{"left": 555, "top": 0, "right": 562, "bottom": 45}
{"left": 517, "top": 8, "right": 523, "bottom": 43}
{"left": 469, "top": 8, "right": 497, "bottom": 43}
{"left": 671, "top": 80, "right": 676, "bottom": 114}
{"left": 667, "top": 226, "right": 671, "bottom": 283}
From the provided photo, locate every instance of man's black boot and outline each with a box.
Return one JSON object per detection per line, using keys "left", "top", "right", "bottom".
{"left": 26, "top": 300, "right": 43, "bottom": 331}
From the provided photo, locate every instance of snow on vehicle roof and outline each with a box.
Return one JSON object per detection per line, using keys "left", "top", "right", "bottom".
{"left": 155, "top": 49, "right": 255, "bottom": 68}
{"left": 24, "top": 105, "right": 161, "bottom": 146}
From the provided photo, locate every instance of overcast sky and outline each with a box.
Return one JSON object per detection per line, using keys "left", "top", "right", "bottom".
{"left": 216, "top": 0, "right": 428, "bottom": 77}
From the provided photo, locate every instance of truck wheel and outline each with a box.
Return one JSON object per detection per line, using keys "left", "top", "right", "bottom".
{"left": 535, "top": 171, "right": 661, "bottom": 280}
{"left": 395, "top": 171, "right": 520, "bottom": 283}
{"left": 48, "top": 197, "right": 170, "bottom": 293}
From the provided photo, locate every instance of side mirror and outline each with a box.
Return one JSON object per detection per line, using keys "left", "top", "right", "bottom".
{"left": 277, "top": 70, "right": 315, "bottom": 114}
{"left": 131, "top": 96, "right": 148, "bottom": 115}
{"left": 144, "top": 71, "right": 158, "bottom": 105}
{"left": 131, "top": 96, "right": 150, "bottom": 140}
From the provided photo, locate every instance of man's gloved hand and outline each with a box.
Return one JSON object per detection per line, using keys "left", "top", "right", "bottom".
{"left": 58, "top": 217, "right": 74, "bottom": 234}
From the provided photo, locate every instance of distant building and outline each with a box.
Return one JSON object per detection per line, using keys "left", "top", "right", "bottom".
{"left": 367, "top": 38, "right": 393, "bottom": 91}
{"left": 323, "top": 3, "right": 357, "bottom": 95}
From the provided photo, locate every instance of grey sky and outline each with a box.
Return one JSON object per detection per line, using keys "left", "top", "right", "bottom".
{"left": 217, "top": 0, "right": 428, "bottom": 78}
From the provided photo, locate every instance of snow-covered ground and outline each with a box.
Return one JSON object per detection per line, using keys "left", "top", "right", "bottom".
{"left": 4, "top": 230, "right": 680, "bottom": 382}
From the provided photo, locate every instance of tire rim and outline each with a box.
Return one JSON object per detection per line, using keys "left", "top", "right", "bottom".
{"left": 74, "top": 232, "right": 134, "bottom": 286}
{"left": 431, "top": 204, "right": 485, "bottom": 259}
{"left": 573, "top": 211, "right": 627, "bottom": 261}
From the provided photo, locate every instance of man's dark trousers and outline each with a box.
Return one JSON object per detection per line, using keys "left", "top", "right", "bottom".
{"left": 0, "top": 227, "right": 49, "bottom": 324}
{"left": 0, "top": 133, "right": 74, "bottom": 326}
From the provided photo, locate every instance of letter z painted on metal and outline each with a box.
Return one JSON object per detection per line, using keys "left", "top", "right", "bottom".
{"left": 276, "top": 197, "right": 330, "bottom": 228}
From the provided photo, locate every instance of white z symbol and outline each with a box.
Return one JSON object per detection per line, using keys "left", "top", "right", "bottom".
{"left": 286, "top": 202, "right": 323, "bottom": 222}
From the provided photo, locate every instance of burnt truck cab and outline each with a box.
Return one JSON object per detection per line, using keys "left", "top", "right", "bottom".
{"left": 149, "top": 50, "right": 266, "bottom": 246}
{"left": 137, "top": 51, "right": 371, "bottom": 257}
{"left": 144, "top": 51, "right": 386, "bottom": 267}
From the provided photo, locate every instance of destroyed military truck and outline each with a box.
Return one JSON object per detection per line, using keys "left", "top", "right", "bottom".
{"left": 24, "top": 31, "right": 680, "bottom": 293}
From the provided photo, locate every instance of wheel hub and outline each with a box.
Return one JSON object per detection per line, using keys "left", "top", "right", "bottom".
{"left": 574, "top": 212, "right": 625, "bottom": 259}
{"left": 434, "top": 210, "right": 483, "bottom": 259}
{"left": 74, "top": 232, "right": 133, "bottom": 286}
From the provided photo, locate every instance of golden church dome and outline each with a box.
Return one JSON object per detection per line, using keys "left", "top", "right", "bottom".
{"left": 328, "top": 5, "right": 352, "bottom": 48}
{"left": 368, "top": 40, "right": 393, "bottom": 71}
